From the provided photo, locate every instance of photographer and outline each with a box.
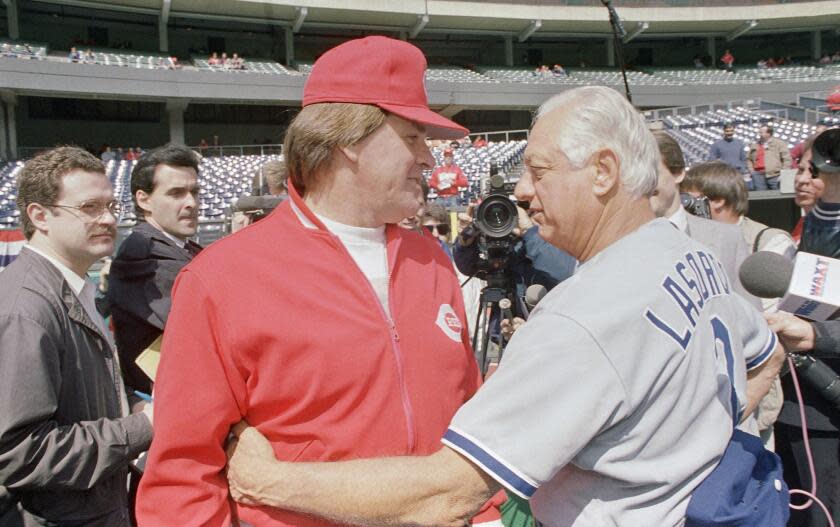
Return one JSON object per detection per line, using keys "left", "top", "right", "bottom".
{"left": 453, "top": 202, "right": 577, "bottom": 331}
{"left": 768, "top": 129, "right": 840, "bottom": 527}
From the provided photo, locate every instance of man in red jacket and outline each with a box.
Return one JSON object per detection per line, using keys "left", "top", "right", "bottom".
{"left": 429, "top": 148, "right": 468, "bottom": 208}
{"left": 136, "top": 36, "right": 502, "bottom": 527}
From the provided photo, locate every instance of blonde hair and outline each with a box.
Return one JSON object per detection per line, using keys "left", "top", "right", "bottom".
{"left": 284, "top": 103, "right": 386, "bottom": 195}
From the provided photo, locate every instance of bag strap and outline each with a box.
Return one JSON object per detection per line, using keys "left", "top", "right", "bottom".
{"left": 752, "top": 227, "right": 773, "bottom": 254}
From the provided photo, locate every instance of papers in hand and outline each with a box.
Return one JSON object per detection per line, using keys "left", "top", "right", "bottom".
{"left": 135, "top": 335, "right": 162, "bottom": 382}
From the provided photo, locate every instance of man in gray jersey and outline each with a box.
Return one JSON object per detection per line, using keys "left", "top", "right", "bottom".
{"left": 224, "top": 86, "right": 785, "bottom": 526}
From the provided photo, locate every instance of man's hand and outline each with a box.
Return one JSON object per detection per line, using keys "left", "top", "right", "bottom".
{"left": 764, "top": 311, "right": 815, "bottom": 352}
{"left": 226, "top": 421, "right": 281, "bottom": 507}
{"left": 516, "top": 206, "right": 534, "bottom": 232}
{"left": 500, "top": 317, "right": 525, "bottom": 341}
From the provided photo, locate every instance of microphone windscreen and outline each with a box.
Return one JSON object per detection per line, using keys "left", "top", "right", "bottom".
{"left": 738, "top": 251, "right": 794, "bottom": 299}
{"left": 233, "top": 195, "right": 284, "bottom": 213}
{"left": 525, "top": 284, "right": 547, "bottom": 309}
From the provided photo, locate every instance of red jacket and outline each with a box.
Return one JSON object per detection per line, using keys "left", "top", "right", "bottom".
{"left": 429, "top": 164, "right": 468, "bottom": 197}
{"left": 136, "top": 187, "right": 491, "bottom": 526}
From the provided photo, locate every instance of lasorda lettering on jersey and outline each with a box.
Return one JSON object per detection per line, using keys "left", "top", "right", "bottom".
{"left": 644, "top": 250, "right": 732, "bottom": 350}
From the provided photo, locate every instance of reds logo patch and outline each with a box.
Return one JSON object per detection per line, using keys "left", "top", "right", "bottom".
{"left": 436, "top": 304, "right": 463, "bottom": 342}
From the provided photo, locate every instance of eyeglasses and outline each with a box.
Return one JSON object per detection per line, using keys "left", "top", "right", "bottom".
{"left": 45, "top": 200, "right": 122, "bottom": 220}
{"left": 424, "top": 223, "right": 450, "bottom": 236}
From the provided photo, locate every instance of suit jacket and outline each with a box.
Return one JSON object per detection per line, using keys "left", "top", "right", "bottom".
{"left": 685, "top": 214, "right": 762, "bottom": 310}
{"left": 0, "top": 249, "right": 152, "bottom": 526}
{"left": 108, "top": 221, "right": 198, "bottom": 393}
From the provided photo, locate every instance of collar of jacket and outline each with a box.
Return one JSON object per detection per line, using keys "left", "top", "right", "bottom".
{"left": 287, "top": 180, "right": 405, "bottom": 270}
{"left": 22, "top": 250, "right": 113, "bottom": 346}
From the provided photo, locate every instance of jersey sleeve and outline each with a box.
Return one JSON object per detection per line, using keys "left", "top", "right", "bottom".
{"left": 732, "top": 294, "right": 778, "bottom": 371}
{"left": 441, "top": 311, "right": 627, "bottom": 499}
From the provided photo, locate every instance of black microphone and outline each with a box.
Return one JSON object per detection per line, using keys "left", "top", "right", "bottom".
{"left": 499, "top": 298, "right": 514, "bottom": 324}
{"left": 789, "top": 354, "right": 840, "bottom": 410}
{"left": 738, "top": 251, "right": 793, "bottom": 299}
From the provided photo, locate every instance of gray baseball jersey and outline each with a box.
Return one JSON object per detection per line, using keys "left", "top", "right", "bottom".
{"left": 442, "top": 218, "right": 776, "bottom": 527}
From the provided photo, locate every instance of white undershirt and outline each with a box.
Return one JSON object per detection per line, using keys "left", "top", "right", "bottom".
{"left": 668, "top": 206, "right": 689, "bottom": 233}
{"left": 291, "top": 201, "right": 390, "bottom": 316}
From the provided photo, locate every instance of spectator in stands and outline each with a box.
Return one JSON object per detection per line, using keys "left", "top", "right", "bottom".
{"left": 756, "top": 58, "right": 768, "bottom": 70}
{"left": 820, "top": 53, "right": 832, "bottom": 65}
{"left": 231, "top": 53, "right": 245, "bottom": 70}
{"left": 827, "top": 85, "right": 840, "bottom": 114}
{"left": 220, "top": 52, "right": 229, "bottom": 68}
{"left": 83, "top": 49, "right": 95, "bottom": 64}
{"left": 115, "top": 147, "right": 124, "bottom": 162}
{"left": 100, "top": 145, "right": 115, "bottom": 163}
{"left": 0, "top": 146, "right": 153, "bottom": 526}
{"left": 709, "top": 122, "right": 748, "bottom": 185}
{"left": 720, "top": 49, "right": 734, "bottom": 70}
{"left": 68, "top": 46, "right": 80, "bottom": 63}
{"left": 198, "top": 138, "right": 209, "bottom": 155}
{"left": 472, "top": 136, "right": 488, "bottom": 148}
{"left": 136, "top": 35, "right": 503, "bottom": 527}
{"left": 134, "top": 146, "right": 144, "bottom": 158}
{"left": 833, "top": 50, "right": 840, "bottom": 63}
{"left": 551, "top": 64, "right": 566, "bottom": 77}
{"left": 692, "top": 55, "right": 705, "bottom": 68}
{"left": 0, "top": 43, "right": 11, "bottom": 57}
{"left": 747, "top": 124, "right": 792, "bottom": 190}
{"left": 208, "top": 52, "right": 220, "bottom": 66}
{"left": 429, "top": 148, "right": 467, "bottom": 208}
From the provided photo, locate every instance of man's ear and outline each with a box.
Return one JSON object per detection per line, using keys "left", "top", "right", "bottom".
{"left": 709, "top": 198, "right": 728, "bottom": 214}
{"left": 135, "top": 189, "right": 152, "bottom": 216}
{"left": 592, "top": 149, "right": 620, "bottom": 197}
{"left": 338, "top": 144, "right": 360, "bottom": 164}
{"left": 26, "top": 203, "right": 51, "bottom": 234}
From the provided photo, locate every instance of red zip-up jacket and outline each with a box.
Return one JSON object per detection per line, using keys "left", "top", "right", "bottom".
{"left": 136, "top": 188, "right": 495, "bottom": 526}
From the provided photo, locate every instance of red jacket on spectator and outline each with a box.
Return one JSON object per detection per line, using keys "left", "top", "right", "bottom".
{"left": 430, "top": 152, "right": 468, "bottom": 197}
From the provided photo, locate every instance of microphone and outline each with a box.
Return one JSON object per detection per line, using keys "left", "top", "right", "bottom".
{"left": 499, "top": 298, "right": 514, "bottom": 324}
{"left": 739, "top": 251, "right": 840, "bottom": 321}
{"left": 232, "top": 195, "right": 285, "bottom": 214}
{"left": 600, "top": 0, "right": 626, "bottom": 39}
{"left": 740, "top": 251, "right": 840, "bottom": 409}
{"left": 525, "top": 284, "right": 547, "bottom": 311}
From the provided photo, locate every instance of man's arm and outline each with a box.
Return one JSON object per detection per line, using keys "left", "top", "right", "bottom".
{"left": 0, "top": 315, "right": 152, "bottom": 491}
{"left": 746, "top": 146, "right": 755, "bottom": 173}
{"left": 780, "top": 142, "right": 792, "bottom": 169}
{"left": 135, "top": 270, "right": 247, "bottom": 526}
{"left": 742, "top": 341, "right": 785, "bottom": 420}
{"left": 226, "top": 424, "right": 499, "bottom": 527}
{"left": 710, "top": 143, "right": 721, "bottom": 161}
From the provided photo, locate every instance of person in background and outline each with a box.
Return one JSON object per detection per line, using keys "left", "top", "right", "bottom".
{"left": 708, "top": 122, "right": 748, "bottom": 187}
{"left": 429, "top": 148, "right": 467, "bottom": 208}
{"left": 747, "top": 124, "right": 792, "bottom": 191}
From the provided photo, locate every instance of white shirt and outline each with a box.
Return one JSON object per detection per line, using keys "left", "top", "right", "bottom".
{"left": 291, "top": 200, "right": 390, "bottom": 316}
{"left": 668, "top": 206, "right": 689, "bottom": 233}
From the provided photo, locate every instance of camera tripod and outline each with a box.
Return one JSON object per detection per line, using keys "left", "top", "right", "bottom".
{"left": 471, "top": 273, "right": 519, "bottom": 376}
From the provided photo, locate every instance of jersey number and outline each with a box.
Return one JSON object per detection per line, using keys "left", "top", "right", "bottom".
{"left": 711, "top": 317, "right": 740, "bottom": 425}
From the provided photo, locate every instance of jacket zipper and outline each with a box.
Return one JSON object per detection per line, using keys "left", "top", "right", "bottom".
{"left": 328, "top": 232, "right": 417, "bottom": 452}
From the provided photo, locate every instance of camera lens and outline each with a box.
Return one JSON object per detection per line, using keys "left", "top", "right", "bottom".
{"left": 485, "top": 202, "right": 510, "bottom": 229}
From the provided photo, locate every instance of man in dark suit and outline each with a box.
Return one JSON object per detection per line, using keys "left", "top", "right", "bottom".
{"left": 108, "top": 144, "right": 202, "bottom": 394}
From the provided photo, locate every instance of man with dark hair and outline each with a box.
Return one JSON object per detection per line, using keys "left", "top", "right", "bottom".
{"left": 747, "top": 124, "right": 792, "bottom": 191}
{"left": 108, "top": 143, "right": 202, "bottom": 395}
{"left": 0, "top": 147, "right": 152, "bottom": 526}
{"left": 709, "top": 122, "right": 748, "bottom": 186}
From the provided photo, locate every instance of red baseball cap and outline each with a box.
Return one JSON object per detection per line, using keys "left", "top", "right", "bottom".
{"left": 303, "top": 36, "right": 469, "bottom": 140}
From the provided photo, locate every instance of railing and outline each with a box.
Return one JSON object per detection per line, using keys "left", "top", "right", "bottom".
{"left": 642, "top": 99, "right": 762, "bottom": 122}
{"left": 468, "top": 130, "right": 529, "bottom": 142}
{"left": 17, "top": 144, "right": 284, "bottom": 161}
{"left": 479, "top": 0, "right": 823, "bottom": 5}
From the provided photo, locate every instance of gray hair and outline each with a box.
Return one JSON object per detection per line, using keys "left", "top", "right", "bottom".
{"left": 535, "top": 86, "right": 660, "bottom": 198}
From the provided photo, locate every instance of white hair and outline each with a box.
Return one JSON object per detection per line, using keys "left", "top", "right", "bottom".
{"left": 535, "top": 86, "right": 660, "bottom": 198}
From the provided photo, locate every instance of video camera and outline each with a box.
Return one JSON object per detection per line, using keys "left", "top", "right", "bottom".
{"left": 469, "top": 164, "right": 519, "bottom": 280}
{"left": 680, "top": 193, "right": 711, "bottom": 219}
{"left": 811, "top": 128, "right": 840, "bottom": 178}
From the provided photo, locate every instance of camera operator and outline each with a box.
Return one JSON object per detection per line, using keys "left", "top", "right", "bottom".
{"left": 767, "top": 129, "right": 840, "bottom": 527}
{"left": 453, "top": 201, "right": 577, "bottom": 341}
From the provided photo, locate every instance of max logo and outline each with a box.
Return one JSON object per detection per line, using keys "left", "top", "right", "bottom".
{"left": 436, "top": 304, "right": 463, "bottom": 343}
{"left": 809, "top": 258, "right": 830, "bottom": 296}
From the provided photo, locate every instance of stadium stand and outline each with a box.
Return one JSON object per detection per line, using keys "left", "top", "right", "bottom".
{"left": 0, "top": 41, "right": 46, "bottom": 60}
{"left": 193, "top": 57, "right": 301, "bottom": 75}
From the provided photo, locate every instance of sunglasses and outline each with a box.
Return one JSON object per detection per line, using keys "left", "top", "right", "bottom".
{"left": 423, "top": 223, "right": 450, "bottom": 236}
